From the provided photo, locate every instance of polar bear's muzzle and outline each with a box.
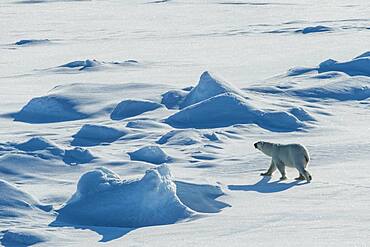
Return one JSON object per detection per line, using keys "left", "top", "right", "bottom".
{"left": 254, "top": 142, "right": 258, "bottom": 149}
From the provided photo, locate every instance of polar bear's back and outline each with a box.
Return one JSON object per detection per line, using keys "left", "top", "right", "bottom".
{"left": 276, "top": 143, "right": 310, "bottom": 165}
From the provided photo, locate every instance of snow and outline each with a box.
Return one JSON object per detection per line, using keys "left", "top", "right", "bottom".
{"left": 14, "top": 136, "right": 63, "bottom": 154}
{"left": 54, "top": 166, "right": 193, "bottom": 228}
{"left": 318, "top": 52, "right": 370, "bottom": 76}
{"left": 1, "top": 229, "right": 47, "bottom": 247}
{"left": 166, "top": 92, "right": 305, "bottom": 131}
{"left": 128, "top": 145, "right": 171, "bottom": 165}
{"left": 289, "top": 107, "right": 316, "bottom": 121}
{"left": 57, "top": 59, "right": 138, "bottom": 72}
{"left": 180, "top": 71, "right": 246, "bottom": 109}
{"left": 248, "top": 66, "right": 370, "bottom": 102}
{"left": 63, "top": 147, "right": 95, "bottom": 165}
{"left": 13, "top": 95, "right": 88, "bottom": 123}
{"left": 157, "top": 130, "right": 205, "bottom": 146}
{"left": 71, "top": 124, "right": 128, "bottom": 146}
{"left": 126, "top": 119, "right": 168, "bottom": 129}
{"left": 161, "top": 89, "right": 188, "bottom": 109}
{"left": 14, "top": 39, "right": 50, "bottom": 46}
{"left": 0, "top": 179, "right": 51, "bottom": 218}
{"left": 175, "top": 181, "right": 230, "bottom": 213}
{"left": 111, "top": 99, "right": 162, "bottom": 120}
{"left": 59, "top": 59, "right": 102, "bottom": 71}
{"left": 1, "top": 0, "right": 370, "bottom": 246}
{"left": 297, "top": 25, "right": 333, "bottom": 34}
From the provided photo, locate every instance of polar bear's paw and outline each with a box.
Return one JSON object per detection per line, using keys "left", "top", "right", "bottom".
{"left": 279, "top": 176, "right": 288, "bottom": 181}
{"left": 295, "top": 174, "right": 305, "bottom": 180}
{"left": 260, "top": 172, "right": 272, "bottom": 176}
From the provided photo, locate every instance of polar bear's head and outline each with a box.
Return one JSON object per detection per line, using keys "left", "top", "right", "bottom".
{"left": 254, "top": 141, "right": 264, "bottom": 150}
{"left": 254, "top": 141, "right": 273, "bottom": 157}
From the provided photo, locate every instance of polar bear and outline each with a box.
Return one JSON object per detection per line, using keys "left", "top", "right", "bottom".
{"left": 254, "top": 141, "right": 312, "bottom": 182}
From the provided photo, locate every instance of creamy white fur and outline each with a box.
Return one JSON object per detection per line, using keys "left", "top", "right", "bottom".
{"left": 254, "top": 141, "right": 312, "bottom": 182}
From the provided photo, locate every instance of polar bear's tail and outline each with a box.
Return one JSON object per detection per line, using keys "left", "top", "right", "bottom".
{"left": 302, "top": 146, "right": 310, "bottom": 164}
{"left": 304, "top": 153, "right": 309, "bottom": 163}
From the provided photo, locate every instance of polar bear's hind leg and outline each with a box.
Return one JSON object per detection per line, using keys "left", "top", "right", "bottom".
{"left": 295, "top": 174, "right": 305, "bottom": 180}
{"left": 295, "top": 162, "right": 312, "bottom": 182}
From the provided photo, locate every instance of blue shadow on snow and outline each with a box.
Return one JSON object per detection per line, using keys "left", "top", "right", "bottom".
{"left": 228, "top": 176, "right": 308, "bottom": 193}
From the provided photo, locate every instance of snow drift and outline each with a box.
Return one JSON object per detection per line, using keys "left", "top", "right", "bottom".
{"left": 250, "top": 78, "right": 370, "bottom": 101}
{"left": 110, "top": 99, "right": 162, "bottom": 120}
{"left": 289, "top": 107, "right": 316, "bottom": 121}
{"left": 180, "top": 71, "right": 246, "bottom": 109}
{"left": 1, "top": 229, "right": 48, "bottom": 247}
{"left": 14, "top": 136, "right": 63, "bottom": 156}
{"left": 63, "top": 147, "right": 95, "bottom": 165}
{"left": 318, "top": 52, "right": 370, "bottom": 77}
{"left": 126, "top": 119, "right": 168, "bottom": 129}
{"left": 249, "top": 53, "right": 370, "bottom": 102}
{"left": 71, "top": 124, "right": 128, "bottom": 146}
{"left": 296, "top": 25, "right": 333, "bottom": 34}
{"left": 13, "top": 95, "right": 87, "bottom": 123}
{"left": 157, "top": 130, "right": 205, "bottom": 145}
{"left": 161, "top": 90, "right": 188, "bottom": 109}
{"left": 54, "top": 166, "right": 193, "bottom": 228}
{"left": 128, "top": 146, "right": 171, "bottom": 165}
{"left": 0, "top": 179, "right": 51, "bottom": 218}
{"left": 14, "top": 39, "right": 50, "bottom": 46}
{"left": 175, "top": 181, "right": 230, "bottom": 213}
{"left": 291, "top": 78, "right": 370, "bottom": 101}
{"left": 5, "top": 137, "right": 94, "bottom": 165}
{"left": 287, "top": 51, "right": 370, "bottom": 77}
{"left": 60, "top": 59, "right": 102, "bottom": 70}
{"left": 57, "top": 59, "right": 139, "bottom": 71}
{"left": 166, "top": 93, "right": 305, "bottom": 132}
{"left": 13, "top": 82, "right": 168, "bottom": 124}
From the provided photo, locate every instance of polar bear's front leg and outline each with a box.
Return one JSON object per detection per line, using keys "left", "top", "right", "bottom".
{"left": 276, "top": 161, "right": 287, "bottom": 180}
{"left": 260, "top": 160, "right": 276, "bottom": 176}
